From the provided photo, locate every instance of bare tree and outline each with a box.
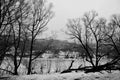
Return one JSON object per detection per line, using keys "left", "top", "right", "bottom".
{"left": 10, "top": 0, "right": 30, "bottom": 75}
{"left": 64, "top": 11, "right": 120, "bottom": 73}
{"left": 27, "top": 0, "right": 54, "bottom": 74}
{"left": 0, "top": 0, "right": 31, "bottom": 75}
{"left": 82, "top": 11, "right": 108, "bottom": 67}
{"left": 66, "top": 14, "right": 96, "bottom": 67}
{"left": 0, "top": 0, "right": 17, "bottom": 66}
{"left": 103, "top": 14, "right": 120, "bottom": 67}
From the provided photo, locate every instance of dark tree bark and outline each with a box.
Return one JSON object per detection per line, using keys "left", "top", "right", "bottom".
{"left": 27, "top": 0, "right": 54, "bottom": 74}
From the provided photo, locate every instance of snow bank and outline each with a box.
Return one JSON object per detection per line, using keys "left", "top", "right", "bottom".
{"left": 8, "top": 71, "right": 120, "bottom": 80}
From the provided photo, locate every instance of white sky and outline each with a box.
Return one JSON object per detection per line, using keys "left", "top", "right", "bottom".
{"left": 43, "top": 0, "right": 120, "bottom": 40}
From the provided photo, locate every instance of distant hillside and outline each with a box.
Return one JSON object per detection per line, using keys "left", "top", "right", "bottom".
{"left": 34, "top": 39, "right": 81, "bottom": 52}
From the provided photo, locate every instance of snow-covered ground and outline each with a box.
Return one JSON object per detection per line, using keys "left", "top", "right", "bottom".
{"left": 1, "top": 58, "right": 110, "bottom": 74}
{"left": 1, "top": 58, "right": 119, "bottom": 80}
{"left": 5, "top": 70, "right": 120, "bottom": 80}
{"left": 0, "top": 58, "right": 91, "bottom": 75}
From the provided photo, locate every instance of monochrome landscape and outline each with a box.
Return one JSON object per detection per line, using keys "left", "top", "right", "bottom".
{"left": 0, "top": 0, "right": 120, "bottom": 80}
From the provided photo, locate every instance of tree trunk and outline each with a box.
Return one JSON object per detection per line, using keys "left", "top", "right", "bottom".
{"left": 27, "top": 38, "right": 34, "bottom": 74}
{"left": 0, "top": 52, "right": 5, "bottom": 65}
{"left": 14, "top": 67, "right": 18, "bottom": 75}
{"left": 13, "top": 49, "right": 18, "bottom": 75}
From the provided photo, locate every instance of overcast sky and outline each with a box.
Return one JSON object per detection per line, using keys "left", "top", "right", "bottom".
{"left": 42, "top": 0, "right": 120, "bottom": 41}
